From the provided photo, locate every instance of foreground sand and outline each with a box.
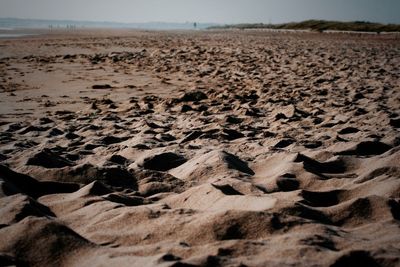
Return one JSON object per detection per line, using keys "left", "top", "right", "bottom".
{"left": 0, "top": 29, "right": 399, "bottom": 267}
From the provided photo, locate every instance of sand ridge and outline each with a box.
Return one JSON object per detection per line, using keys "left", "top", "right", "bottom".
{"left": 0, "top": 29, "right": 399, "bottom": 266}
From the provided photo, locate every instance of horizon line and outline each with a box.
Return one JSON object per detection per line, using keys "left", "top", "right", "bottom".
{"left": 1, "top": 17, "right": 399, "bottom": 27}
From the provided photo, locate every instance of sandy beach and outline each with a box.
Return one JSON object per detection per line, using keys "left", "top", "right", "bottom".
{"left": 0, "top": 29, "right": 399, "bottom": 267}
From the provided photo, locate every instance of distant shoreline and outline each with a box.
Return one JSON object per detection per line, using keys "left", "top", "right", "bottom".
{"left": 0, "top": 17, "right": 216, "bottom": 30}
{"left": 0, "top": 33, "right": 37, "bottom": 38}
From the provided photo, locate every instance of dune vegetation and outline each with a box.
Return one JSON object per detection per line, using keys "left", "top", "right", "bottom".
{"left": 209, "top": 19, "right": 400, "bottom": 32}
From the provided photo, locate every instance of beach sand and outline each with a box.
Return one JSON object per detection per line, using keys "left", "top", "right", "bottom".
{"left": 0, "top": 29, "right": 400, "bottom": 267}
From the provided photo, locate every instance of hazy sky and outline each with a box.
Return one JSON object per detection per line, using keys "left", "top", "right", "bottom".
{"left": 0, "top": 0, "right": 399, "bottom": 24}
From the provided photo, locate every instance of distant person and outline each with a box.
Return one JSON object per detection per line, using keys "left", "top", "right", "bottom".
{"left": 194, "top": 22, "right": 197, "bottom": 29}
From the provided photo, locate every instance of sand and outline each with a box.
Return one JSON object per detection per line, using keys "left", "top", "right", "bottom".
{"left": 0, "top": 29, "right": 399, "bottom": 267}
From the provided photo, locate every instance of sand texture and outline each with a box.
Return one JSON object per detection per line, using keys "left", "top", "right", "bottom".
{"left": 0, "top": 29, "right": 400, "bottom": 267}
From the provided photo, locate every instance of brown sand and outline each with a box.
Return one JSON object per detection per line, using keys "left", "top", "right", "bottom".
{"left": 0, "top": 29, "right": 399, "bottom": 267}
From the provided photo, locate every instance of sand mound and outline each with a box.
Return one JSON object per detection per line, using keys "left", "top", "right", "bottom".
{"left": 163, "top": 183, "right": 276, "bottom": 211}
{"left": 0, "top": 217, "right": 93, "bottom": 266}
{"left": 138, "top": 152, "right": 187, "bottom": 171}
{"left": 26, "top": 148, "right": 73, "bottom": 168}
{"left": 0, "top": 194, "right": 55, "bottom": 225}
{"left": 0, "top": 164, "right": 80, "bottom": 198}
{"left": 169, "top": 150, "right": 254, "bottom": 184}
{"left": 23, "top": 164, "right": 138, "bottom": 190}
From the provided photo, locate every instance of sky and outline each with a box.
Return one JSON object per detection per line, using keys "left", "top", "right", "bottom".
{"left": 0, "top": 0, "right": 399, "bottom": 24}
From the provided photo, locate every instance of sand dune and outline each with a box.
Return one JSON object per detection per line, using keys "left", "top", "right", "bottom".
{"left": 0, "top": 29, "right": 399, "bottom": 266}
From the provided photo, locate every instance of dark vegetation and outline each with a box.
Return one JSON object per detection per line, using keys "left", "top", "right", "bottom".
{"left": 209, "top": 20, "right": 400, "bottom": 33}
